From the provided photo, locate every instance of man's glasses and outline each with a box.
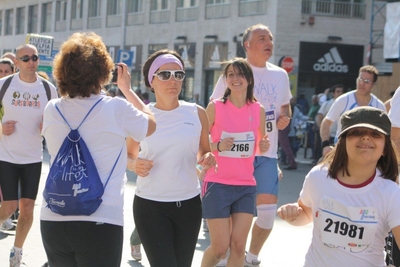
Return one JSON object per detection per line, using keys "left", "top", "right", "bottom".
{"left": 153, "top": 70, "right": 185, "bottom": 81}
{"left": 357, "top": 77, "right": 372, "bottom": 85}
{"left": 19, "top": 55, "right": 39, "bottom": 63}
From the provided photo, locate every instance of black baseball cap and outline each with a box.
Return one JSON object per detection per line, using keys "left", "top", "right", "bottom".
{"left": 338, "top": 106, "right": 391, "bottom": 137}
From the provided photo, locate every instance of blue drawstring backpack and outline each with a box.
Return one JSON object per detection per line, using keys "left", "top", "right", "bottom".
{"left": 43, "top": 98, "right": 122, "bottom": 216}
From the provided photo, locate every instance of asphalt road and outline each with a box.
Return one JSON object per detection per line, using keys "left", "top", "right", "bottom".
{"left": 0, "top": 148, "right": 314, "bottom": 267}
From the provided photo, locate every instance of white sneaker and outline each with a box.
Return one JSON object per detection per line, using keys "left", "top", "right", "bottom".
{"left": 1, "top": 219, "right": 16, "bottom": 231}
{"left": 244, "top": 259, "right": 261, "bottom": 267}
{"left": 9, "top": 247, "right": 27, "bottom": 267}
{"left": 203, "top": 218, "right": 209, "bottom": 232}
{"left": 130, "top": 244, "right": 142, "bottom": 261}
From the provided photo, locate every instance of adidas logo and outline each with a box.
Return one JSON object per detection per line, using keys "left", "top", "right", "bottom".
{"left": 313, "top": 47, "right": 348, "bottom": 73}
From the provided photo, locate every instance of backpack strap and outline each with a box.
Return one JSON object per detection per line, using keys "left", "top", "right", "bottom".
{"left": 0, "top": 74, "right": 16, "bottom": 109}
{"left": 41, "top": 78, "right": 51, "bottom": 101}
{"left": 103, "top": 145, "right": 124, "bottom": 189}
{"left": 55, "top": 98, "right": 103, "bottom": 130}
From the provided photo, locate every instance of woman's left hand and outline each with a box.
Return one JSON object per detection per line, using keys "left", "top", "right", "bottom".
{"left": 259, "top": 135, "right": 270, "bottom": 154}
{"left": 197, "top": 152, "right": 217, "bottom": 172}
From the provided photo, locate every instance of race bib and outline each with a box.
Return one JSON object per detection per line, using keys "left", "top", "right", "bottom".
{"left": 219, "top": 131, "right": 255, "bottom": 158}
{"left": 265, "top": 110, "right": 276, "bottom": 133}
{"left": 317, "top": 196, "right": 377, "bottom": 252}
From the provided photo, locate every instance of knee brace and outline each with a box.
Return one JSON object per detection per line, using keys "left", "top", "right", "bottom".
{"left": 255, "top": 204, "right": 277, "bottom": 229}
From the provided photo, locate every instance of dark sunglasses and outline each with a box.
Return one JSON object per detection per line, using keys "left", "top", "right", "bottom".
{"left": 19, "top": 55, "right": 39, "bottom": 63}
{"left": 153, "top": 70, "right": 185, "bottom": 81}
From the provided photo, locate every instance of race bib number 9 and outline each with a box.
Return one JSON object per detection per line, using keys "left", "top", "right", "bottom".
{"left": 265, "top": 110, "right": 276, "bottom": 133}
{"left": 219, "top": 131, "right": 255, "bottom": 158}
{"left": 317, "top": 196, "right": 377, "bottom": 252}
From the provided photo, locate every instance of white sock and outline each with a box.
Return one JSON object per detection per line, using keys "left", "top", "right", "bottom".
{"left": 246, "top": 252, "right": 258, "bottom": 262}
{"left": 12, "top": 246, "right": 22, "bottom": 253}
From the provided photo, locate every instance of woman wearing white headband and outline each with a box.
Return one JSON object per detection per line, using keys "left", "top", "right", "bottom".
{"left": 127, "top": 49, "right": 216, "bottom": 266}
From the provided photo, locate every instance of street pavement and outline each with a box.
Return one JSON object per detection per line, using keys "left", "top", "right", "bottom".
{"left": 0, "top": 148, "right": 315, "bottom": 267}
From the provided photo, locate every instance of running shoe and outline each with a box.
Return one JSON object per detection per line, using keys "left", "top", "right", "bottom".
{"left": 1, "top": 219, "right": 16, "bottom": 231}
{"left": 10, "top": 247, "right": 27, "bottom": 267}
{"left": 131, "top": 244, "right": 142, "bottom": 261}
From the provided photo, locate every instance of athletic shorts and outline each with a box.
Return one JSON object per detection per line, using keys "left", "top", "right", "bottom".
{"left": 202, "top": 182, "right": 256, "bottom": 219}
{"left": 253, "top": 156, "right": 278, "bottom": 196}
{"left": 0, "top": 161, "right": 42, "bottom": 200}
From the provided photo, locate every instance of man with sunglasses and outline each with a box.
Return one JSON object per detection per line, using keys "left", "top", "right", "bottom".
{"left": 0, "top": 44, "right": 57, "bottom": 267}
{"left": 320, "top": 65, "right": 385, "bottom": 157}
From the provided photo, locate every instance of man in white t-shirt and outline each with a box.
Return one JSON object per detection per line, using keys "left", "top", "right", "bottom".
{"left": 320, "top": 65, "right": 385, "bottom": 156}
{"left": 315, "top": 84, "right": 344, "bottom": 145}
{"left": 210, "top": 24, "right": 292, "bottom": 266}
{"left": 0, "top": 44, "right": 57, "bottom": 267}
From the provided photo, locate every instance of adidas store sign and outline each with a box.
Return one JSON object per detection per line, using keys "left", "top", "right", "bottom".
{"left": 313, "top": 47, "right": 348, "bottom": 73}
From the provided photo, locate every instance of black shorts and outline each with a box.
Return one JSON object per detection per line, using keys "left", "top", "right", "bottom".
{"left": 0, "top": 161, "right": 42, "bottom": 200}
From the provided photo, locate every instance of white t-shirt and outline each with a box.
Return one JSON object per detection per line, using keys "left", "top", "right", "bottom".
{"left": 300, "top": 166, "right": 400, "bottom": 267}
{"left": 0, "top": 73, "right": 57, "bottom": 164}
{"left": 325, "top": 90, "right": 385, "bottom": 140}
{"left": 40, "top": 95, "right": 149, "bottom": 226}
{"left": 210, "top": 62, "right": 292, "bottom": 158}
{"left": 388, "top": 86, "right": 400, "bottom": 127}
{"left": 318, "top": 99, "right": 337, "bottom": 138}
{"left": 136, "top": 101, "right": 201, "bottom": 202}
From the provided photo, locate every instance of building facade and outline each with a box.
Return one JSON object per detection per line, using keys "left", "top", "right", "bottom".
{"left": 0, "top": 0, "right": 390, "bottom": 105}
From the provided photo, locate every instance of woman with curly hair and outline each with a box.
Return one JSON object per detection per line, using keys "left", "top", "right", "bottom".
{"left": 40, "top": 32, "right": 156, "bottom": 267}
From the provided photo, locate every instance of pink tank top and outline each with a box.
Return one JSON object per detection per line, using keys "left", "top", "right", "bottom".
{"left": 205, "top": 99, "right": 261, "bottom": 185}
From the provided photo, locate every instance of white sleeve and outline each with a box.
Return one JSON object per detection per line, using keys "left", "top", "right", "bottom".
{"left": 209, "top": 75, "right": 226, "bottom": 100}
{"left": 326, "top": 95, "right": 347, "bottom": 123}
{"left": 389, "top": 87, "right": 400, "bottom": 127}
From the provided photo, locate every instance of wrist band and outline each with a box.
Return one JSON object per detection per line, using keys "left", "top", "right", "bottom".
{"left": 217, "top": 141, "right": 222, "bottom": 152}
{"left": 321, "top": 140, "right": 330, "bottom": 148}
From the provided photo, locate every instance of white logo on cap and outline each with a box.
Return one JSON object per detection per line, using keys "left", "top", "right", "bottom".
{"left": 313, "top": 47, "right": 348, "bottom": 73}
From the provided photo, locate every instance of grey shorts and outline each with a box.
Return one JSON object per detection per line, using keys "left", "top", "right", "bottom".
{"left": 202, "top": 182, "right": 256, "bottom": 219}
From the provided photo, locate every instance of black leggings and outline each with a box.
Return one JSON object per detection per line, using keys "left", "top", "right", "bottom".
{"left": 133, "top": 195, "right": 202, "bottom": 267}
{"left": 41, "top": 220, "right": 123, "bottom": 267}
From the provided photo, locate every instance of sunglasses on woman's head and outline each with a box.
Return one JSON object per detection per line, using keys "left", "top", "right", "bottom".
{"left": 19, "top": 55, "right": 39, "bottom": 63}
{"left": 153, "top": 70, "right": 185, "bottom": 81}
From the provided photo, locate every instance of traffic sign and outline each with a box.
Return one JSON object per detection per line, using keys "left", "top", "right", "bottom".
{"left": 280, "top": 56, "right": 295, "bottom": 74}
{"left": 117, "top": 50, "right": 134, "bottom": 66}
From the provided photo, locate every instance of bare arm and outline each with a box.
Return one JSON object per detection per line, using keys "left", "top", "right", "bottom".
{"left": 277, "top": 199, "right": 313, "bottom": 226}
{"left": 391, "top": 127, "right": 400, "bottom": 158}
{"left": 277, "top": 103, "right": 291, "bottom": 130}
{"left": 126, "top": 137, "right": 153, "bottom": 177}
{"left": 320, "top": 118, "right": 333, "bottom": 156}
{"left": 315, "top": 113, "right": 324, "bottom": 128}
{"left": 116, "top": 63, "right": 156, "bottom": 137}
{"left": 197, "top": 105, "right": 216, "bottom": 171}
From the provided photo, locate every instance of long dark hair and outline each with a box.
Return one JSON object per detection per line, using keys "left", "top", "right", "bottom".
{"left": 322, "top": 133, "right": 399, "bottom": 182}
{"left": 221, "top": 58, "right": 255, "bottom": 104}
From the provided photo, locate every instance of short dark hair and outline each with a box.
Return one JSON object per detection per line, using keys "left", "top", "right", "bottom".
{"left": 53, "top": 32, "right": 114, "bottom": 98}
{"left": 330, "top": 84, "right": 344, "bottom": 93}
{"left": 322, "top": 133, "right": 398, "bottom": 182}
{"left": 142, "top": 49, "right": 184, "bottom": 92}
